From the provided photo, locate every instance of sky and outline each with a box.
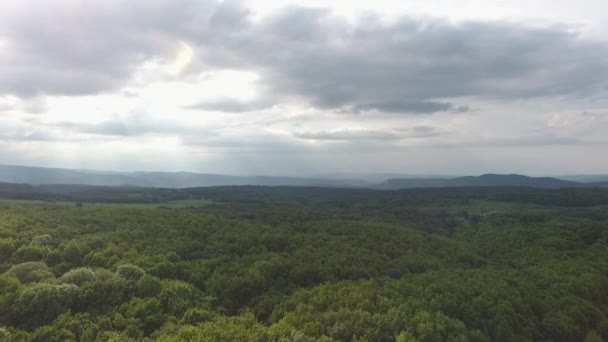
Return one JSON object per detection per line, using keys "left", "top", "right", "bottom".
{"left": 0, "top": 0, "right": 607, "bottom": 176}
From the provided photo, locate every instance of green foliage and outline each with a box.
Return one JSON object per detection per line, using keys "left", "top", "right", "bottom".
{"left": 0, "top": 187, "right": 607, "bottom": 340}
{"left": 31, "top": 325, "right": 76, "bottom": 342}
{"left": 77, "top": 270, "right": 131, "bottom": 313}
{"left": 598, "top": 319, "right": 608, "bottom": 340}
{"left": 15, "top": 245, "right": 44, "bottom": 262}
{"left": 137, "top": 274, "right": 162, "bottom": 298}
{"left": 31, "top": 234, "right": 53, "bottom": 247}
{"left": 585, "top": 331, "right": 604, "bottom": 342}
{"left": 0, "top": 238, "right": 16, "bottom": 260}
{"left": 0, "top": 328, "right": 11, "bottom": 342}
{"left": 60, "top": 267, "right": 96, "bottom": 286}
{"left": 122, "top": 297, "right": 164, "bottom": 335}
{"left": 159, "top": 280, "right": 204, "bottom": 317}
{"left": 158, "top": 313, "right": 275, "bottom": 342}
{"left": 181, "top": 308, "right": 214, "bottom": 325}
{"left": 13, "top": 283, "right": 79, "bottom": 329}
{"left": 5, "top": 262, "right": 54, "bottom": 283}
{"left": 116, "top": 264, "right": 145, "bottom": 282}
{"left": 0, "top": 274, "right": 21, "bottom": 293}
{"left": 61, "top": 241, "right": 87, "bottom": 266}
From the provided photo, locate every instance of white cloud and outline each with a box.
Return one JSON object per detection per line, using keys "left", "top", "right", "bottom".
{"left": 0, "top": 0, "right": 607, "bottom": 175}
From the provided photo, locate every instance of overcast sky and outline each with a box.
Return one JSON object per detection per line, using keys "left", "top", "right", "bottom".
{"left": 1, "top": 0, "right": 607, "bottom": 176}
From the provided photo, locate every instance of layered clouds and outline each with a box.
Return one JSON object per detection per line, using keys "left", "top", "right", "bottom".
{"left": 0, "top": 0, "right": 607, "bottom": 174}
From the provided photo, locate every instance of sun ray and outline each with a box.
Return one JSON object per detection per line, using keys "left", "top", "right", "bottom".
{"left": 170, "top": 41, "right": 194, "bottom": 74}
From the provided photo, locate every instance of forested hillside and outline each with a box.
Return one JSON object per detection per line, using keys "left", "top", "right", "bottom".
{"left": 0, "top": 187, "right": 608, "bottom": 341}
{"left": 376, "top": 174, "right": 589, "bottom": 189}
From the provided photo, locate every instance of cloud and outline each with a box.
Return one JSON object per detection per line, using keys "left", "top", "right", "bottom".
{"left": 0, "top": 0, "right": 226, "bottom": 97}
{"left": 0, "top": 129, "right": 55, "bottom": 142}
{"left": 294, "top": 129, "right": 402, "bottom": 141}
{"left": 22, "top": 97, "right": 48, "bottom": 114}
{"left": 1, "top": 1, "right": 607, "bottom": 117}
{"left": 178, "top": 131, "right": 322, "bottom": 158}
{"left": 184, "top": 98, "right": 273, "bottom": 113}
{"left": 49, "top": 111, "right": 216, "bottom": 137}
{"left": 346, "top": 101, "right": 461, "bottom": 114}
{"left": 55, "top": 121, "right": 132, "bottom": 137}
{"left": 195, "top": 7, "right": 608, "bottom": 113}
{"left": 0, "top": 117, "right": 63, "bottom": 142}
{"left": 488, "top": 134, "right": 582, "bottom": 146}
{"left": 406, "top": 125, "right": 441, "bottom": 137}
{"left": 293, "top": 126, "right": 439, "bottom": 141}
{"left": 122, "top": 90, "right": 139, "bottom": 98}
{"left": 0, "top": 103, "right": 12, "bottom": 112}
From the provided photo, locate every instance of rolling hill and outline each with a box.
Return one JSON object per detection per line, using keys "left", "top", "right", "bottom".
{"left": 1, "top": 165, "right": 607, "bottom": 190}
{"left": 376, "top": 173, "right": 588, "bottom": 189}
{"left": 0, "top": 165, "right": 366, "bottom": 188}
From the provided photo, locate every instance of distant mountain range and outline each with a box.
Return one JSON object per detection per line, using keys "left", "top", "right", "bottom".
{"left": 376, "top": 174, "right": 606, "bottom": 189}
{"left": 0, "top": 165, "right": 606, "bottom": 189}
{"left": 0, "top": 165, "right": 366, "bottom": 188}
{"left": 556, "top": 175, "right": 608, "bottom": 183}
{"left": 311, "top": 172, "right": 458, "bottom": 183}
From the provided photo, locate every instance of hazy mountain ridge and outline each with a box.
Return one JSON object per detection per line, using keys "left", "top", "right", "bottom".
{"left": 0, "top": 165, "right": 136, "bottom": 186}
{"left": 557, "top": 175, "right": 608, "bottom": 183}
{"left": 0, "top": 165, "right": 363, "bottom": 188}
{"left": 0, "top": 165, "right": 607, "bottom": 189}
{"left": 376, "top": 173, "right": 602, "bottom": 189}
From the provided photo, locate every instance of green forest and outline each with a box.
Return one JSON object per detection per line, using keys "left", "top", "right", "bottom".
{"left": 1, "top": 186, "right": 608, "bottom": 341}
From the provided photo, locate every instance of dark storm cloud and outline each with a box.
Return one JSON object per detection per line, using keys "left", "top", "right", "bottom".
{"left": 2, "top": 1, "right": 608, "bottom": 115}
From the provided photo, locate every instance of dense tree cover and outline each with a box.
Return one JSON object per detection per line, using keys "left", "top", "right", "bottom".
{"left": 2, "top": 184, "right": 608, "bottom": 236}
{"left": 0, "top": 187, "right": 607, "bottom": 341}
{"left": 494, "top": 188, "right": 608, "bottom": 207}
{"left": 3, "top": 182, "right": 608, "bottom": 207}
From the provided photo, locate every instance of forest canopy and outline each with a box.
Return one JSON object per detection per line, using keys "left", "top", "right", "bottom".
{"left": 0, "top": 186, "right": 607, "bottom": 341}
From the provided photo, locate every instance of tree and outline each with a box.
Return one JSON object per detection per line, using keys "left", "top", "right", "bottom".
{"left": 137, "top": 274, "right": 161, "bottom": 298}
{"left": 5, "top": 262, "right": 54, "bottom": 283}
{"left": 159, "top": 280, "right": 203, "bottom": 317}
{"left": 0, "top": 238, "right": 16, "bottom": 260}
{"left": 32, "top": 234, "right": 53, "bottom": 247}
{"left": 60, "top": 268, "right": 97, "bottom": 286}
{"left": 181, "top": 308, "right": 214, "bottom": 325}
{"left": 122, "top": 297, "right": 164, "bottom": 335}
{"left": 15, "top": 244, "right": 44, "bottom": 262}
{"left": 585, "top": 331, "right": 604, "bottom": 342}
{"left": 62, "top": 242, "right": 87, "bottom": 266}
{"left": 31, "top": 326, "right": 76, "bottom": 342}
{"left": 13, "top": 283, "right": 79, "bottom": 329}
{"left": 116, "top": 264, "right": 145, "bottom": 282}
